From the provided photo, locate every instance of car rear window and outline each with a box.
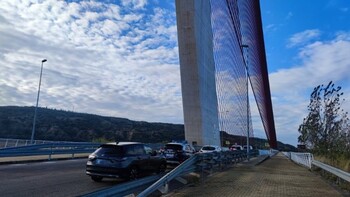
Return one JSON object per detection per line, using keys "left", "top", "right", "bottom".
{"left": 124, "top": 144, "right": 145, "bottom": 155}
{"left": 202, "top": 146, "right": 215, "bottom": 151}
{"left": 165, "top": 144, "right": 183, "bottom": 151}
{"left": 94, "top": 145, "right": 124, "bottom": 157}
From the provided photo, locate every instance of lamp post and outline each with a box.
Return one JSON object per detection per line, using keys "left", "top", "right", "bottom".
{"left": 31, "top": 59, "right": 47, "bottom": 144}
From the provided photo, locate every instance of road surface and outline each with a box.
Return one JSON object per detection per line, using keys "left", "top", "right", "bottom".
{"left": 0, "top": 159, "right": 125, "bottom": 197}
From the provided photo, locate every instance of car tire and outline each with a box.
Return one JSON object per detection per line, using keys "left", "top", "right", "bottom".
{"left": 157, "top": 163, "right": 166, "bottom": 173}
{"left": 91, "top": 176, "right": 103, "bottom": 182}
{"left": 128, "top": 166, "right": 139, "bottom": 180}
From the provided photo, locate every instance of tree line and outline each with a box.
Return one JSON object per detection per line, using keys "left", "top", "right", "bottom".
{"left": 0, "top": 106, "right": 295, "bottom": 150}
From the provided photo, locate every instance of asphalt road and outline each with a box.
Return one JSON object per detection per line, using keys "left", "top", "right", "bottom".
{"left": 0, "top": 159, "right": 127, "bottom": 197}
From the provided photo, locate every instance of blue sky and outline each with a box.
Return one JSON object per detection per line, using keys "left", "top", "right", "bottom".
{"left": 0, "top": 0, "right": 349, "bottom": 146}
{"left": 259, "top": 0, "right": 350, "bottom": 145}
{"left": 261, "top": 0, "right": 350, "bottom": 72}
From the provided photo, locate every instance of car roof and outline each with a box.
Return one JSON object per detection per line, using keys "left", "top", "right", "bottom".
{"left": 202, "top": 145, "right": 219, "bottom": 148}
{"left": 102, "top": 142, "right": 143, "bottom": 146}
{"left": 166, "top": 142, "right": 187, "bottom": 145}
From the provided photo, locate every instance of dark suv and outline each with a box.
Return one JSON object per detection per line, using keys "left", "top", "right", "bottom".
{"left": 86, "top": 142, "right": 166, "bottom": 182}
{"left": 162, "top": 142, "right": 196, "bottom": 165}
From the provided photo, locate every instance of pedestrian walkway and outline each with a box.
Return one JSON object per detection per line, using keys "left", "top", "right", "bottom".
{"left": 170, "top": 153, "right": 345, "bottom": 197}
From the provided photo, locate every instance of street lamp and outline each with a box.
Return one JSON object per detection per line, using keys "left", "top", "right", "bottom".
{"left": 31, "top": 59, "right": 47, "bottom": 144}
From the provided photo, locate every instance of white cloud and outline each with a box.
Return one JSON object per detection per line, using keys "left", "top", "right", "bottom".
{"left": 287, "top": 29, "right": 321, "bottom": 48}
{"left": 265, "top": 24, "right": 276, "bottom": 32}
{"left": 0, "top": 0, "right": 182, "bottom": 124}
{"left": 121, "top": 0, "right": 148, "bottom": 10}
{"left": 269, "top": 32, "right": 350, "bottom": 145}
{"left": 285, "top": 12, "right": 293, "bottom": 20}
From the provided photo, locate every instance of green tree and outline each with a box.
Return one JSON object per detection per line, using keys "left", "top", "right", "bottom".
{"left": 298, "top": 81, "right": 350, "bottom": 156}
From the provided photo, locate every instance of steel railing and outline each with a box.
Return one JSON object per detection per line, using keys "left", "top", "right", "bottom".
{"left": 0, "top": 138, "right": 91, "bottom": 149}
{"left": 139, "top": 150, "right": 260, "bottom": 196}
{"left": 312, "top": 160, "right": 350, "bottom": 182}
{"left": 1, "top": 143, "right": 268, "bottom": 196}
{"left": 82, "top": 150, "right": 262, "bottom": 197}
{"left": 0, "top": 142, "right": 101, "bottom": 159}
{"left": 82, "top": 175, "right": 163, "bottom": 197}
{"left": 283, "top": 152, "right": 350, "bottom": 183}
{"left": 138, "top": 153, "right": 200, "bottom": 197}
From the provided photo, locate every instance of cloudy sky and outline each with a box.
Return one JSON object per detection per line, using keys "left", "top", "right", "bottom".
{"left": 1, "top": 0, "right": 349, "bottom": 146}
{"left": 260, "top": 0, "right": 350, "bottom": 145}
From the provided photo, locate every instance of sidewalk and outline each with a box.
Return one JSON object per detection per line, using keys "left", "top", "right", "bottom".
{"left": 169, "top": 153, "right": 345, "bottom": 197}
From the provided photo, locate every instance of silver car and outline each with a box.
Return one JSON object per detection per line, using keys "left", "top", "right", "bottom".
{"left": 199, "top": 145, "right": 222, "bottom": 153}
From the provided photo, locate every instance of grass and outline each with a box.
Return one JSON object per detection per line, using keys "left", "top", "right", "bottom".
{"left": 314, "top": 154, "right": 350, "bottom": 192}
{"left": 314, "top": 154, "right": 350, "bottom": 173}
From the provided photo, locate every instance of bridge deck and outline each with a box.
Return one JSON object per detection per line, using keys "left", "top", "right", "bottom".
{"left": 170, "top": 153, "right": 344, "bottom": 197}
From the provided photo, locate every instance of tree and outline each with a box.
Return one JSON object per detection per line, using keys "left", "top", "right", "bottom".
{"left": 298, "top": 81, "right": 350, "bottom": 156}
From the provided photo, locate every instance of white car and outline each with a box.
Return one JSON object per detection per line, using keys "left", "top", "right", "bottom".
{"left": 199, "top": 145, "right": 222, "bottom": 153}
{"left": 243, "top": 145, "right": 253, "bottom": 150}
{"left": 230, "top": 144, "right": 243, "bottom": 151}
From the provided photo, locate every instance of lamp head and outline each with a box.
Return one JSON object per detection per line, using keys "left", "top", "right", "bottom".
{"left": 42, "top": 59, "right": 47, "bottom": 63}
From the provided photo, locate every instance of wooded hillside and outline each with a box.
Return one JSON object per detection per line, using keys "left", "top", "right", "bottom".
{"left": 0, "top": 106, "right": 296, "bottom": 150}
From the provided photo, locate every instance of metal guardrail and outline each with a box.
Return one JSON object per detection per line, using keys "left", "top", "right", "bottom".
{"left": 82, "top": 175, "right": 163, "bottom": 197}
{"left": 312, "top": 160, "right": 350, "bottom": 182}
{"left": 270, "top": 149, "right": 279, "bottom": 156}
{"left": 0, "top": 138, "right": 90, "bottom": 149}
{"left": 138, "top": 154, "right": 200, "bottom": 197}
{"left": 283, "top": 152, "right": 350, "bottom": 183}
{"left": 0, "top": 142, "right": 162, "bottom": 161}
{"left": 0, "top": 142, "right": 101, "bottom": 159}
{"left": 139, "top": 150, "right": 258, "bottom": 196}
{"left": 83, "top": 150, "right": 259, "bottom": 197}
{"left": 258, "top": 149, "right": 278, "bottom": 156}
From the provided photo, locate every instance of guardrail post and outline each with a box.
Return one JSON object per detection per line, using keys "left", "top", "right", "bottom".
{"left": 158, "top": 183, "right": 169, "bottom": 194}
{"left": 309, "top": 153, "right": 313, "bottom": 169}
{"left": 49, "top": 144, "right": 53, "bottom": 160}
{"left": 71, "top": 146, "right": 75, "bottom": 159}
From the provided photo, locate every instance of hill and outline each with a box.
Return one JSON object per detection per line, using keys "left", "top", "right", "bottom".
{"left": 0, "top": 106, "right": 296, "bottom": 150}
{"left": 0, "top": 106, "right": 184, "bottom": 143}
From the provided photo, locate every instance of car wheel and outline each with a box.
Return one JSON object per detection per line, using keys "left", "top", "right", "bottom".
{"left": 91, "top": 176, "right": 103, "bottom": 182}
{"left": 157, "top": 163, "right": 166, "bottom": 173}
{"left": 129, "top": 166, "right": 139, "bottom": 180}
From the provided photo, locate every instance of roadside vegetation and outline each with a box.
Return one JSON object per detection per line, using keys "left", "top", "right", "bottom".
{"left": 298, "top": 81, "right": 350, "bottom": 190}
